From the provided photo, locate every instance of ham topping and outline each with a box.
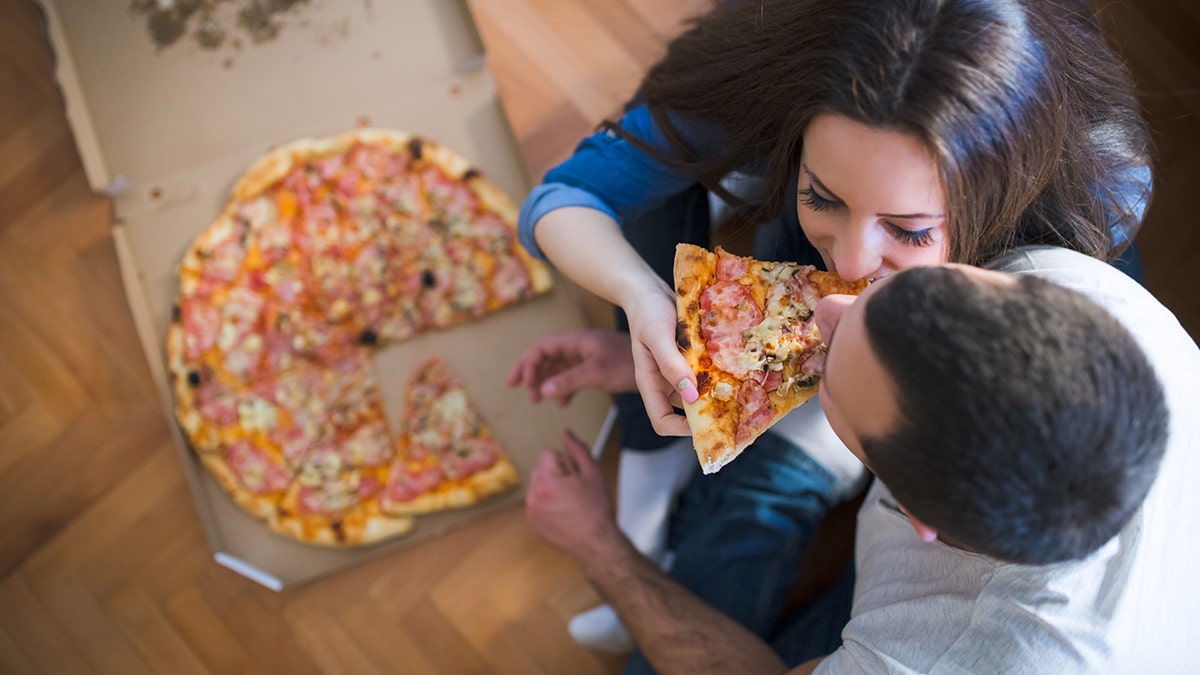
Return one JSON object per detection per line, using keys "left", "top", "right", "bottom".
{"left": 734, "top": 380, "right": 773, "bottom": 448}
{"left": 700, "top": 280, "right": 761, "bottom": 378}
{"left": 385, "top": 462, "right": 445, "bottom": 503}
{"left": 227, "top": 440, "right": 290, "bottom": 494}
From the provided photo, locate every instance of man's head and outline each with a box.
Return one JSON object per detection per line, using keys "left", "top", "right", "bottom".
{"left": 816, "top": 265, "right": 1168, "bottom": 564}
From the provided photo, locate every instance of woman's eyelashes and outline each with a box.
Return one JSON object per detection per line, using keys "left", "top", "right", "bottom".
{"left": 799, "top": 183, "right": 937, "bottom": 248}
{"left": 885, "top": 222, "right": 936, "bottom": 247}
{"left": 798, "top": 184, "right": 837, "bottom": 212}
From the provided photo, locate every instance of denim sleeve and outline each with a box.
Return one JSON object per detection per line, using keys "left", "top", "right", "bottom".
{"left": 517, "top": 105, "right": 720, "bottom": 262}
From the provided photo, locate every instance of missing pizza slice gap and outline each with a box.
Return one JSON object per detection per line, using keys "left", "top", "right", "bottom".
{"left": 673, "top": 244, "right": 868, "bottom": 474}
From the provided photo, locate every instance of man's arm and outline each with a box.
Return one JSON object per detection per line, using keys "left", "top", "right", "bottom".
{"left": 525, "top": 431, "right": 824, "bottom": 674}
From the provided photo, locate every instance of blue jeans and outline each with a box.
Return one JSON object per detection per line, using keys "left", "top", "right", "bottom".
{"left": 621, "top": 432, "right": 853, "bottom": 674}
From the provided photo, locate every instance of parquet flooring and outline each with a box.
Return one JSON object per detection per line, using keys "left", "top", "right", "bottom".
{"left": 0, "top": 0, "right": 1196, "bottom": 673}
{"left": 0, "top": 0, "right": 706, "bottom": 672}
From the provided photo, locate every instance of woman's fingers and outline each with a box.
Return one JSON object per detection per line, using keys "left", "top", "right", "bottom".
{"left": 631, "top": 340, "right": 694, "bottom": 437}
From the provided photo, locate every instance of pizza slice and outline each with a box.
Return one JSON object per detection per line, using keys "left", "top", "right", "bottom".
{"left": 269, "top": 437, "right": 413, "bottom": 547}
{"left": 403, "top": 138, "right": 554, "bottom": 334}
{"left": 674, "top": 244, "right": 868, "bottom": 474}
{"left": 381, "top": 354, "right": 519, "bottom": 515}
{"left": 266, "top": 357, "right": 415, "bottom": 546}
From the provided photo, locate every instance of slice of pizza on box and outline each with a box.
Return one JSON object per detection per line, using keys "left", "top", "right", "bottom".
{"left": 673, "top": 244, "right": 867, "bottom": 474}
{"left": 381, "top": 354, "right": 520, "bottom": 515}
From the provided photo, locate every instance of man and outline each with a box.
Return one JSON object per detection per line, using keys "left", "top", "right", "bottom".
{"left": 522, "top": 247, "right": 1200, "bottom": 673}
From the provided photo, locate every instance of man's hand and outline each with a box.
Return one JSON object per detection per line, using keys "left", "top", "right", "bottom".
{"left": 507, "top": 329, "right": 637, "bottom": 406}
{"left": 524, "top": 434, "right": 800, "bottom": 675}
{"left": 524, "top": 430, "right": 621, "bottom": 562}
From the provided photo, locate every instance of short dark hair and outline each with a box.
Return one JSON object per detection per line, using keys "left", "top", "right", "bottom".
{"left": 860, "top": 266, "right": 1167, "bottom": 564}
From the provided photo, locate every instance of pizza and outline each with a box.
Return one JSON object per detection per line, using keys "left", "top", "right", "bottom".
{"left": 167, "top": 128, "right": 551, "bottom": 546}
{"left": 381, "top": 355, "right": 519, "bottom": 515}
{"left": 674, "top": 244, "right": 867, "bottom": 474}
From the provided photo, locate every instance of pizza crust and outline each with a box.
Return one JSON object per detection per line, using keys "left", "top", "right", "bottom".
{"left": 673, "top": 245, "right": 741, "bottom": 470}
{"left": 381, "top": 456, "right": 519, "bottom": 516}
{"left": 200, "top": 453, "right": 285, "bottom": 521}
{"left": 270, "top": 485, "right": 416, "bottom": 548}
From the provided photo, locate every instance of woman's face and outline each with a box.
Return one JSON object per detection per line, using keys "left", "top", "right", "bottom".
{"left": 797, "top": 113, "right": 949, "bottom": 281}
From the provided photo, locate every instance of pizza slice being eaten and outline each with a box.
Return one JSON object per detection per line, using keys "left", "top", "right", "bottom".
{"left": 381, "top": 354, "right": 519, "bottom": 515}
{"left": 674, "top": 244, "right": 868, "bottom": 474}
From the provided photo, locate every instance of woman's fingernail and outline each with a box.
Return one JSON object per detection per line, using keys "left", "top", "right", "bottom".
{"left": 677, "top": 378, "right": 699, "bottom": 404}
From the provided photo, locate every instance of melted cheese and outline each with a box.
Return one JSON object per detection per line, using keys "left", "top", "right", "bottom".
{"left": 241, "top": 459, "right": 266, "bottom": 491}
{"left": 734, "top": 266, "right": 818, "bottom": 383}
{"left": 242, "top": 196, "right": 278, "bottom": 231}
{"left": 217, "top": 321, "right": 238, "bottom": 351}
{"left": 238, "top": 396, "right": 277, "bottom": 433}
{"left": 436, "top": 389, "right": 468, "bottom": 419}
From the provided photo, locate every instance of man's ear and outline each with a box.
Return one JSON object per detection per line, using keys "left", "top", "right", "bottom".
{"left": 898, "top": 503, "right": 939, "bottom": 543}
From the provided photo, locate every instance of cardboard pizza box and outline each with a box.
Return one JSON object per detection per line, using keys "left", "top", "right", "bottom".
{"left": 39, "top": 0, "right": 614, "bottom": 589}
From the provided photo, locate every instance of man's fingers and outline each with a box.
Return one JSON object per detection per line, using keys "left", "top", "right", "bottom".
{"left": 539, "top": 363, "right": 600, "bottom": 402}
{"left": 556, "top": 448, "right": 577, "bottom": 474}
{"left": 561, "top": 430, "right": 598, "bottom": 475}
{"left": 532, "top": 448, "right": 561, "bottom": 476}
{"left": 507, "top": 352, "right": 547, "bottom": 393}
{"left": 507, "top": 333, "right": 580, "bottom": 388}
{"left": 505, "top": 356, "right": 528, "bottom": 388}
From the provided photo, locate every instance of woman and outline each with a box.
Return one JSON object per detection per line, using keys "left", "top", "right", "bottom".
{"left": 512, "top": 0, "right": 1152, "bottom": 662}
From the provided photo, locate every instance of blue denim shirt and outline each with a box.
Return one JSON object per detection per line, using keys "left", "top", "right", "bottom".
{"left": 517, "top": 105, "right": 719, "bottom": 262}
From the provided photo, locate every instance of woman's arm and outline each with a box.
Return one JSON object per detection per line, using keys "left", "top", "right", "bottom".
{"left": 534, "top": 207, "right": 697, "bottom": 435}
{"left": 517, "top": 105, "right": 723, "bottom": 434}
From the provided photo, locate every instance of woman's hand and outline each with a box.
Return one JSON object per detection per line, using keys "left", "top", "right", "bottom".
{"left": 623, "top": 282, "right": 699, "bottom": 437}
{"left": 507, "top": 329, "right": 638, "bottom": 406}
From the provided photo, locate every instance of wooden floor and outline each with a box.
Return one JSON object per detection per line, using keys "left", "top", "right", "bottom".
{"left": 0, "top": 0, "right": 1195, "bottom": 673}
{"left": 0, "top": 0, "right": 706, "bottom": 673}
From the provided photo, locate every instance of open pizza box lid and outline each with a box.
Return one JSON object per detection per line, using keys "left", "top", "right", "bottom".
{"left": 39, "top": 0, "right": 614, "bottom": 589}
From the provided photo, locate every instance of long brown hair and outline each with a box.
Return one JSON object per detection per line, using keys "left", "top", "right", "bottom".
{"left": 619, "top": 0, "right": 1151, "bottom": 265}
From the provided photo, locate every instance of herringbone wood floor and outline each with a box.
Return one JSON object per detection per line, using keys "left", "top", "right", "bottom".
{"left": 0, "top": 0, "right": 707, "bottom": 672}
{"left": 0, "top": 0, "right": 1196, "bottom": 673}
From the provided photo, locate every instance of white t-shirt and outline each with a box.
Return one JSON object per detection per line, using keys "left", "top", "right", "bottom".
{"left": 817, "top": 247, "right": 1200, "bottom": 674}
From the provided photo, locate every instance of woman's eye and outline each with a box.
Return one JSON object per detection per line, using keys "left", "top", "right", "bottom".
{"left": 799, "top": 185, "right": 838, "bottom": 212}
{"left": 886, "top": 222, "right": 935, "bottom": 247}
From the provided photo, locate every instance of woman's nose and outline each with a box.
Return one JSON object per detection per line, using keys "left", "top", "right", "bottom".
{"left": 830, "top": 230, "right": 883, "bottom": 281}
